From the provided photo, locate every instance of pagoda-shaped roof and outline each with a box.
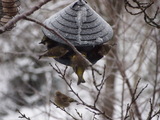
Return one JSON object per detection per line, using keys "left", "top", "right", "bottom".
{"left": 42, "top": 0, "right": 113, "bottom": 46}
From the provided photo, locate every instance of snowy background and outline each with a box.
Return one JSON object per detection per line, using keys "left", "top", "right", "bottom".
{"left": 0, "top": 0, "right": 160, "bottom": 120}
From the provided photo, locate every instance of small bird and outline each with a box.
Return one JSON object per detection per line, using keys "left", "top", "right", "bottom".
{"left": 54, "top": 91, "right": 77, "bottom": 108}
{"left": 39, "top": 45, "right": 69, "bottom": 59}
{"left": 71, "top": 53, "right": 88, "bottom": 85}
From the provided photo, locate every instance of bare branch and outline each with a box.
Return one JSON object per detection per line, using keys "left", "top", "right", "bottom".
{"left": 75, "top": 109, "right": 83, "bottom": 119}
{"left": 114, "top": 51, "right": 143, "bottom": 120}
{"left": 150, "top": 109, "right": 160, "bottom": 119}
{"left": 124, "top": 0, "right": 160, "bottom": 28}
{"left": 49, "top": 63, "right": 113, "bottom": 120}
{"left": 17, "top": 109, "right": 31, "bottom": 120}
{"left": 50, "top": 100, "right": 79, "bottom": 120}
{"left": 124, "top": 79, "right": 148, "bottom": 120}
{"left": 93, "top": 67, "right": 110, "bottom": 107}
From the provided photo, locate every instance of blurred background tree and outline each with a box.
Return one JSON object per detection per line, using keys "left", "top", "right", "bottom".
{"left": 0, "top": 0, "right": 159, "bottom": 120}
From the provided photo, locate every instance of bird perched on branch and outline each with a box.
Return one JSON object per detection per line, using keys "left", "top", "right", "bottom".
{"left": 39, "top": 45, "right": 69, "bottom": 59}
{"left": 54, "top": 91, "right": 77, "bottom": 108}
{"left": 71, "top": 53, "right": 89, "bottom": 85}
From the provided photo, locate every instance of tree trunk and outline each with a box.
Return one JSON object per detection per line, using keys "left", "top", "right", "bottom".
{"left": 89, "top": 0, "right": 124, "bottom": 118}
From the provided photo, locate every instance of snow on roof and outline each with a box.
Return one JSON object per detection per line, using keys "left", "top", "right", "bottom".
{"left": 42, "top": 0, "right": 113, "bottom": 46}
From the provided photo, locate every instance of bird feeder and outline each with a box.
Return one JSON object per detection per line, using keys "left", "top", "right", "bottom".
{"left": 41, "top": 0, "right": 113, "bottom": 65}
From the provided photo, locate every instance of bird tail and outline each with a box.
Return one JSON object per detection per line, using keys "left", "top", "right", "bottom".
{"left": 77, "top": 77, "right": 85, "bottom": 85}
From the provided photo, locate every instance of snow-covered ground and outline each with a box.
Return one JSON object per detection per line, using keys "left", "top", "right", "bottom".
{"left": 0, "top": 0, "right": 159, "bottom": 120}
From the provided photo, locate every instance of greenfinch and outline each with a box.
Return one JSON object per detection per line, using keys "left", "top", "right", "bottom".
{"left": 39, "top": 45, "right": 69, "bottom": 59}
{"left": 71, "top": 53, "right": 88, "bottom": 85}
{"left": 54, "top": 91, "right": 77, "bottom": 108}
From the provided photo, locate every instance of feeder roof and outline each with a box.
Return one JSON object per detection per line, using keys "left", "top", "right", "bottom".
{"left": 42, "top": 0, "right": 113, "bottom": 46}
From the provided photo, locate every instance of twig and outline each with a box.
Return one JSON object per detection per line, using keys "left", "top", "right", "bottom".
{"left": 124, "top": 0, "right": 160, "bottom": 28}
{"left": 94, "top": 68, "right": 109, "bottom": 107}
{"left": 86, "top": 107, "right": 112, "bottom": 120}
{"left": 121, "top": 75, "right": 125, "bottom": 120}
{"left": 75, "top": 109, "right": 83, "bottom": 119}
{"left": 147, "top": 99, "right": 154, "bottom": 120}
{"left": 49, "top": 63, "right": 113, "bottom": 120}
{"left": 132, "top": 79, "right": 141, "bottom": 100}
{"left": 124, "top": 80, "right": 148, "bottom": 120}
{"left": 50, "top": 100, "right": 79, "bottom": 120}
{"left": 132, "top": 84, "right": 148, "bottom": 105}
{"left": 17, "top": 109, "right": 31, "bottom": 120}
{"left": 49, "top": 63, "right": 85, "bottom": 103}
{"left": 92, "top": 113, "right": 99, "bottom": 120}
{"left": 150, "top": 109, "right": 160, "bottom": 119}
{"left": 115, "top": 52, "right": 142, "bottom": 120}
{"left": 92, "top": 68, "right": 98, "bottom": 90}
{"left": 92, "top": 65, "right": 106, "bottom": 91}
{"left": 147, "top": 35, "right": 160, "bottom": 120}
